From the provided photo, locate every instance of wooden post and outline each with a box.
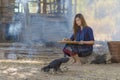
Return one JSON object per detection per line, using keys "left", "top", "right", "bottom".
{"left": 49, "top": 0, "right": 52, "bottom": 14}
{"left": 63, "top": 0, "right": 65, "bottom": 14}
{"left": 53, "top": 0, "right": 55, "bottom": 14}
{"left": 22, "top": 2, "right": 30, "bottom": 42}
{"left": 37, "top": 0, "right": 41, "bottom": 14}
{"left": 43, "top": 0, "right": 46, "bottom": 14}
{"left": 0, "top": 0, "right": 2, "bottom": 19}
{"left": 57, "top": 0, "right": 61, "bottom": 15}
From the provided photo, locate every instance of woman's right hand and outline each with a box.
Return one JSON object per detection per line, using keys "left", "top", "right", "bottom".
{"left": 63, "top": 38, "right": 71, "bottom": 41}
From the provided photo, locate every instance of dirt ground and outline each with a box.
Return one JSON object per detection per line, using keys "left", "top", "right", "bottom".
{"left": 0, "top": 43, "right": 119, "bottom": 80}
{"left": 0, "top": 53, "right": 120, "bottom": 80}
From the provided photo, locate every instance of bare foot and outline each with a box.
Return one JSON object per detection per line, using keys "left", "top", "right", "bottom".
{"left": 67, "top": 58, "right": 76, "bottom": 65}
{"left": 72, "top": 60, "right": 76, "bottom": 64}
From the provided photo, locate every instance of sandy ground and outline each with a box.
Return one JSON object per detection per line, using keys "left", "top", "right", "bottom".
{"left": 0, "top": 54, "right": 120, "bottom": 80}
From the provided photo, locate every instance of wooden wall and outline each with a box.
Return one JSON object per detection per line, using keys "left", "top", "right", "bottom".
{"left": 0, "top": 0, "right": 15, "bottom": 23}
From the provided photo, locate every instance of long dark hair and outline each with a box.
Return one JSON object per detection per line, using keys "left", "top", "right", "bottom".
{"left": 73, "top": 13, "right": 88, "bottom": 39}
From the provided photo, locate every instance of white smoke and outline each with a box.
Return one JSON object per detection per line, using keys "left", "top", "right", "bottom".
{"left": 9, "top": 22, "right": 22, "bottom": 36}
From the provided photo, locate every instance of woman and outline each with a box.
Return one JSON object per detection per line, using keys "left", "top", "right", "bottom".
{"left": 63, "top": 13, "right": 94, "bottom": 64}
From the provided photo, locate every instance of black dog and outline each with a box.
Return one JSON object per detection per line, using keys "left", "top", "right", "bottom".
{"left": 41, "top": 57, "right": 69, "bottom": 72}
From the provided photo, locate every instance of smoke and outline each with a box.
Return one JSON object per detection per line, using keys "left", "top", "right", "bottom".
{"left": 7, "top": 22, "right": 22, "bottom": 41}
{"left": 15, "top": 0, "right": 73, "bottom": 43}
{"left": 9, "top": 22, "right": 22, "bottom": 36}
{"left": 14, "top": 0, "right": 120, "bottom": 42}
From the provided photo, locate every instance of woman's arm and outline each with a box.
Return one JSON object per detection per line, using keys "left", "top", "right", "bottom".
{"left": 63, "top": 34, "right": 74, "bottom": 41}
{"left": 70, "top": 34, "right": 74, "bottom": 41}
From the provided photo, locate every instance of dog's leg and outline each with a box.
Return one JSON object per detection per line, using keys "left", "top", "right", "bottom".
{"left": 57, "top": 68, "right": 63, "bottom": 73}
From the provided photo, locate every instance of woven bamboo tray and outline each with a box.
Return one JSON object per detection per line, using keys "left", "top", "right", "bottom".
{"left": 57, "top": 41, "right": 80, "bottom": 44}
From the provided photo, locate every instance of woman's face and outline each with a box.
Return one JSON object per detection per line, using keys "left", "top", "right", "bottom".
{"left": 75, "top": 17, "right": 82, "bottom": 26}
